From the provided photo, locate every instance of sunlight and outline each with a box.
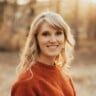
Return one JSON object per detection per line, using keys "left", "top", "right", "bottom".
{"left": 37, "top": 0, "right": 49, "bottom": 2}
{"left": 91, "top": 0, "right": 96, "bottom": 4}
{"left": 17, "top": 0, "right": 31, "bottom": 5}
{"left": 80, "top": 0, "right": 96, "bottom": 5}
{"left": 80, "top": 0, "right": 89, "bottom": 4}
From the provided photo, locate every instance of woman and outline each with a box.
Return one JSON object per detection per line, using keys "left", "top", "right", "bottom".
{"left": 11, "top": 11, "right": 76, "bottom": 96}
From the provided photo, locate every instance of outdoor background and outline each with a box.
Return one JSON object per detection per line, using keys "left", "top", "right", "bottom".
{"left": 0, "top": 0, "right": 96, "bottom": 96}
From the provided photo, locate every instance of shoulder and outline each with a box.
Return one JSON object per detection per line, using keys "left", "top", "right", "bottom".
{"left": 63, "top": 73, "right": 74, "bottom": 84}
{"left": 11, "top": 69, "right": 33, "bottom": 96}
{"left": 18, "top": 69, "right": 33, "bottom": 81}
{"left": 11, "top": 78, "right": 27, "bottom": 96}
{"left": 63, "top": 73, "right": 74, "bottom": 83}
{"left": 11, "top": 63, "right": 40, "bottom": 89}
{"left": 13, "top": 69, "right": 33, "bottom": 86}
{"left": 61, "top": 71, "right": 75, "bottom": 85}
{"left": 63, "top": 73, "right": 76, "bottom": 95}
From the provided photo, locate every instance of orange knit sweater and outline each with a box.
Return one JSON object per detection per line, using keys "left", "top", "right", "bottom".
{"left": 11, "top": 61, "right": 76, "bottom": 96}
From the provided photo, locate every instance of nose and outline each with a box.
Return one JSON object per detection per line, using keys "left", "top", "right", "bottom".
{"left": 49, "top": 35, "right": 57, "bottom": 43}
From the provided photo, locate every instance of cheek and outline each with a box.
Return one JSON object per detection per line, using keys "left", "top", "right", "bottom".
{"left": 36, "top": 36, "right": 47, "bottom": 52}
{"left": 37, "top": 37, "right": 45, "bottom": 46}
{"left": 38, "top": 35, "right": 48, "bottom": 45}
{"left": 58, "top": 36, "right": 65, "bottom": 44}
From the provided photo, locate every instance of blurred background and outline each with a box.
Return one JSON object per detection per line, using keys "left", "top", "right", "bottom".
{"left": 0, "top": 0, "right": 96, "bottom": 96}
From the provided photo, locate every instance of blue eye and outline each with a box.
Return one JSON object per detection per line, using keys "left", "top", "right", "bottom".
{"left": 56, "top": 31, "right": 63, "bottom": 35}
{"left": 42, "top": 31, "right": 50, "bottom": 36}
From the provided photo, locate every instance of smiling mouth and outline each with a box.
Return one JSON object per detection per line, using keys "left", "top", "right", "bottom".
{"left": 47, "top": 45, "right": 58, "bottom": 48}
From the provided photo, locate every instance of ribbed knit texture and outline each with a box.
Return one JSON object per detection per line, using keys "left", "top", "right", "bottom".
{"left": 11, "top": 61, "right": 76, "bottom": 96}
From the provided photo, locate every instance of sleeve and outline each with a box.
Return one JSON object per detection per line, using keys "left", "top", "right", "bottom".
{"left": 11, "top": 82, "right": 27, "bottom": 96}
{"left": 69, "top": 78, "right": 76, "bottom": 96}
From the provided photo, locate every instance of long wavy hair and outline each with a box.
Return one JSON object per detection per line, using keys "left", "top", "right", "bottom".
{"left": 17, "top": 11, "right": 75, "bottom": 74}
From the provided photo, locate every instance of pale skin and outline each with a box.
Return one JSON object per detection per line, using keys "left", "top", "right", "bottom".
{"left": 36, "top": 22, "right": 65, "bottom": 65}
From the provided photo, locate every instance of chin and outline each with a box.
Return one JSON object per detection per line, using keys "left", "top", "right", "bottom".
{"left": 46, "top": 53, "right": 59, "bottom": 57}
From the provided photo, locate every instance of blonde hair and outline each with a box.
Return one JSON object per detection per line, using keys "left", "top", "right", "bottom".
{"left": 17, "top": 11, "right": 75, "bottom": 74}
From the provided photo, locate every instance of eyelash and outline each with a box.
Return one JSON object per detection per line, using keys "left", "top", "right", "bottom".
{"left": 42, "top": 31, "right": 50, "bottom": 36}
{"left": 41, "top": 31, "right": 63, "bottom": 36}
{"left": 55, "top": 31, "right": 63, "bottom": 35}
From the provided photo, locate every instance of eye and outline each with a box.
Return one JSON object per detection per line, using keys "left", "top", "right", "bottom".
{"left": 55, "top": 31, "right": 63, "bottom": 35}
{"left": 41, "top": 31, "right": 50, "bottom": 36}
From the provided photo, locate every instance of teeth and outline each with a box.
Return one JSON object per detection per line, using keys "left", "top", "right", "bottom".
{"left": 47, "top": 45, "right": 58, "bottom": 48}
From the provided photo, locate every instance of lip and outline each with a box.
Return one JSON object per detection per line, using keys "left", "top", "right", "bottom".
{"left": 47, "top": 45, "right": 58, "bottom": 48}
{"left": 47, "top": 45, "right": 58, "bottom": 47}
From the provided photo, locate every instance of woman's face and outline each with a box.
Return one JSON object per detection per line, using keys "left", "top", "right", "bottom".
{"left": 37, "top": 22, "right": 65, "bottom": 58}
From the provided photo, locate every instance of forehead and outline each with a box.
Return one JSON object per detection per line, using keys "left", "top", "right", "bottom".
{"left": 39, "top": 22, "right": 61, "bottom": 33}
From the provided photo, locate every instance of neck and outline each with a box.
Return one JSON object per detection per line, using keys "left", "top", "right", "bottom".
{"left": 37, "top": 54, "right": 56, "bottom": 65}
